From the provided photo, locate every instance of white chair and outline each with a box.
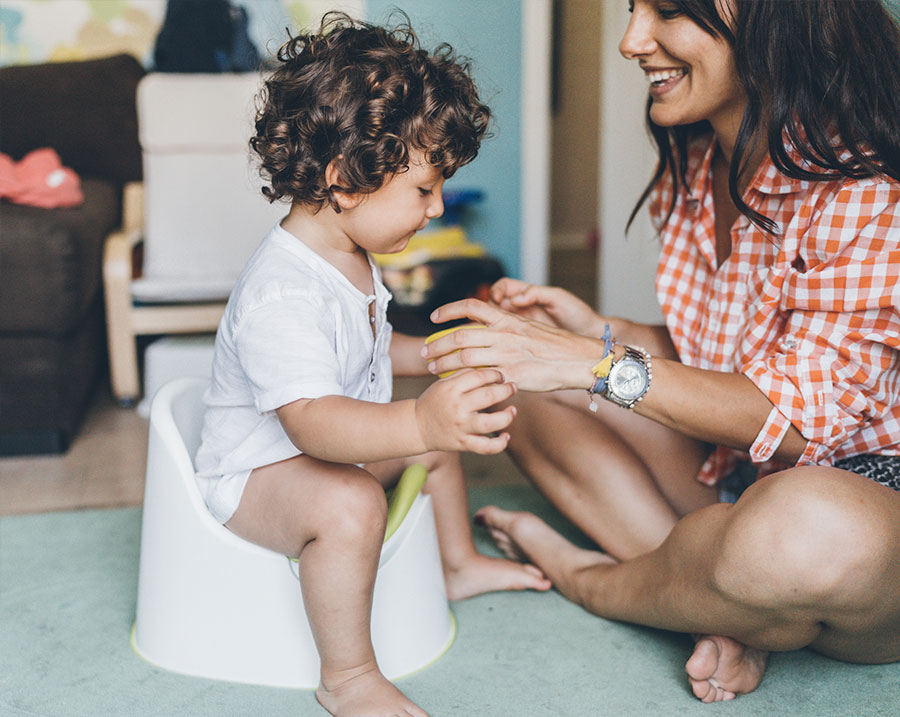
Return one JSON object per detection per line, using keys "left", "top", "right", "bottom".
{"left": 132, "top": 377, "right": 455, "bottom": 688}
{"left": 104, "top": 73, "right": 286, "bottom": 405}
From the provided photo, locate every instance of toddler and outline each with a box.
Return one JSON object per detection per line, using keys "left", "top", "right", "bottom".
{"left": 194, "top": 13, "right": 550, "bottom": 717}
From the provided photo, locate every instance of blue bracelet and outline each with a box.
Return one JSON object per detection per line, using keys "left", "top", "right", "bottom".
{"left": 587, "top": 323, "right": 614, "bottom": 412}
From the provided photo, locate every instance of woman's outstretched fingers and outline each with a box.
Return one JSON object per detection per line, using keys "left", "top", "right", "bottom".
{"left": 431, "top": 298, "right": 502, "bottom": 327}
{"left": 426, "top": 343, "right": 495, "bottom": 379}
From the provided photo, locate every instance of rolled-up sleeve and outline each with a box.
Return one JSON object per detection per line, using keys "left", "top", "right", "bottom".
{"left": 740, "top": 181, "right": 900, "bottom": 465}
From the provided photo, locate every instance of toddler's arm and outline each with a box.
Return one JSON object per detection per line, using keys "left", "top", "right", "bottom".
{"left": 390, "top": 332, "right": 429, "bottom": 376}
{"left": 276, "top": 368, "right": 516, "bottom": 463}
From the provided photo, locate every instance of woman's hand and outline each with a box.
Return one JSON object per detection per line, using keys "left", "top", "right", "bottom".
{"left": 415, "top": 368, "right": 517, "bottom": 455}
{"left": 423, "top": 299, "right": 604, "bottom": 393}
{"left": 490, "top": 278, "right": 605, "bottom": 336}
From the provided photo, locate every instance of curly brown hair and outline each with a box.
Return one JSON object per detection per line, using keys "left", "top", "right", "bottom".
{"left": 251, "top": 12, "right": 491, "bottom": 212}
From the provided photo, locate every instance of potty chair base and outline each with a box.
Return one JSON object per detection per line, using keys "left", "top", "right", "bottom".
{"left": 132, "top": 378, "right": 454, "bottom": 688}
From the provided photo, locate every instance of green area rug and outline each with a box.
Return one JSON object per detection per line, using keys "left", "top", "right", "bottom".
{"left": 2, "top": 484, "right": 898, "bottom": 716}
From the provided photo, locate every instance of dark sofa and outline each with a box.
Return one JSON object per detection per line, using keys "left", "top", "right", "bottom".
{"left": 0, "top": 54, "right": 144, "bottom": 454}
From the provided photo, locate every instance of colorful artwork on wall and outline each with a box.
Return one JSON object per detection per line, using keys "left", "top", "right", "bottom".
{"left": 0, "top": 0, "right": 365, "bottom": 68}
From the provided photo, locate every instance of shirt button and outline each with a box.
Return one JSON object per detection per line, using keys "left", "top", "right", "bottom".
{"left": 370, "top": 372, "right": 376, "bottom": 382}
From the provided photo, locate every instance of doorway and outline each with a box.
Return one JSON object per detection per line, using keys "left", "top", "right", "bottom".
{"left": 548, "top": 0, "right": 601, "bottom": 307}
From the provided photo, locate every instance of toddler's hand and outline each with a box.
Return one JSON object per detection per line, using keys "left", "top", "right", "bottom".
{"left": 415, "top": 368, "right": 516, "bottom": 455}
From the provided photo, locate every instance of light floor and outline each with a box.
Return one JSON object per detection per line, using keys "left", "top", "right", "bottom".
{"left": 0, "top": 247, "right": 597, "bottom": 517}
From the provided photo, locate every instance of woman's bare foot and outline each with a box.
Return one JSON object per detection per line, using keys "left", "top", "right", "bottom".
{"left": 473, "top": 505, "right": 617, "bottom": 580}
{"left": 317, "top": 666, "right": 428, "bottom": 716}
{"left": 444, "top": 552, "right": 552, "bottom": 601}
{"left": 685, "top": 635, "right": 768, "bottom": 703}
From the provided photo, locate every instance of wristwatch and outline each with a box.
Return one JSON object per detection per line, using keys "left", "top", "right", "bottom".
{"left": 602, "top": 346, "right": 652, "bottom": 409}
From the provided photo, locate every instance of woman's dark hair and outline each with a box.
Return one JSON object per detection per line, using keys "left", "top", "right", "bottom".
{"left": 629, "top": 0, "right": 900, "bottom": 234}
{"left": 251, "top": 12, "right": 491, "bottom": 211}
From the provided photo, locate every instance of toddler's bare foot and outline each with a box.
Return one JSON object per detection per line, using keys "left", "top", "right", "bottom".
{"left": 444, "top": 552, "right": 551, "bottom": 601}
{"left": 685, "top": 635, "right": 768, "bottom": 703}
{"left": 317, "top": 665, "right": 428, "bottom": 716}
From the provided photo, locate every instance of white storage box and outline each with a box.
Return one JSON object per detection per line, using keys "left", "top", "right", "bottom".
{"left": 138, "top": 335, "right": 216, "bottom": 417}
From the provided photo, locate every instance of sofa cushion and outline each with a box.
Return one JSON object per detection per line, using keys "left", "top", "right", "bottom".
{"left": 0, "top": 178, "right": 119, "bottom": 334}
{"left": 0, "top": 54, "right": 144, "bottom": 183}
{"left": 0, "top": 300, "right": 104, "bottom": 443}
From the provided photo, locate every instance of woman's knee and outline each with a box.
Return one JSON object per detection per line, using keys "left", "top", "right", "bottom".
{"left": 504, "top": 389, "right": 604, "bottom": 451}
{"left": 711, "top": 468, "right": 892, "bottom": 606}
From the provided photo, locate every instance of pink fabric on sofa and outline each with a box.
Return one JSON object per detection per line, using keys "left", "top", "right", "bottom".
{"left": 0, "top": 148, "right": 83, "bottom": 208}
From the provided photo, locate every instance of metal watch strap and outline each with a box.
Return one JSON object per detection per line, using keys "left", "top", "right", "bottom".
{"left": 602, "top": 345, "right": 652, "bottom": 409}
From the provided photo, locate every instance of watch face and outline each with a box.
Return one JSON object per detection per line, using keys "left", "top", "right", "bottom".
{"left": 611, "top": 360, "right": 647, "bottom": 400}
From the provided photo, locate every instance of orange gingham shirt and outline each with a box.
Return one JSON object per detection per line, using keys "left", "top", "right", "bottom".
{"left": 652, "top": 134, "right": 900, "bottom": 486}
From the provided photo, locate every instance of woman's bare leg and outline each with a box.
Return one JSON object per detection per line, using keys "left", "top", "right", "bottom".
{"left": 226, "top": 455, "right": 427, "bottom": 717}
{"left": 505, "top": 389, "right": 716, "bottom": 559}
{"left": 475, "top": 467, "right": 900, "bottom": 701}
{"left": 367, "top": 452, "right": 552, "bottom": 600}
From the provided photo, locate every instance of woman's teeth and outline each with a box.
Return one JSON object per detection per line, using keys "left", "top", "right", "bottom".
{"left": 648, "top": 68, "right": 687, "bottom": 85}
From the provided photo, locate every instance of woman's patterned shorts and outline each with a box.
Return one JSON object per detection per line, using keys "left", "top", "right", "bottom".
{"left": 718, "top": 454, "right": 900, "bottom": 503}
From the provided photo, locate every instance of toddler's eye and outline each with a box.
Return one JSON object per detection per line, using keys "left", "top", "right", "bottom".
{"left": 418, "top": 187, "right": 433, "bottom": 197}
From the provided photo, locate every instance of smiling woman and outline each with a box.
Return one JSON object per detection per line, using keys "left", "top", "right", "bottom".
{"left": 621, "top": 0, "right": 745, "bottom": 135}
{"left": 423, "top": 0, "right": 900, "bottom": 705}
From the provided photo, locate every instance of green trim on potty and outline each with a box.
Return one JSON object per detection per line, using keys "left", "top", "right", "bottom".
{"left": 396, "top": 610, "right": 457, "bottom": 680}
{"left": 384, "top": 463, "right": 428, "bottom": 543}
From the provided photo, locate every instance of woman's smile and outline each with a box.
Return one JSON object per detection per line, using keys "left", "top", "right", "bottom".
{"left": 644, "top": 66, "right": 688, "bottom": 96}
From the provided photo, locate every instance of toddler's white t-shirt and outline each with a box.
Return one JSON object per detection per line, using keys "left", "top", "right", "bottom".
{"left": 194, "top": 223, "right": 394, "bottom": 523}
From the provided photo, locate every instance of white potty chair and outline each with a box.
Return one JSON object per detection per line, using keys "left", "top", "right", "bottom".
{"left": 133, "top": 377, "right": 455, "bottom": 688}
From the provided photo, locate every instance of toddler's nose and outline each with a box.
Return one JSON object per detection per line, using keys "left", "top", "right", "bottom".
{"left": 426, "top": 192, "right": 444, "bottom": 219}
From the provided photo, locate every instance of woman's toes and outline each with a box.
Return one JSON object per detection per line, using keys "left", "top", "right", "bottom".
{"left": 685, "top": 637, "right": 719, "bottom": 681}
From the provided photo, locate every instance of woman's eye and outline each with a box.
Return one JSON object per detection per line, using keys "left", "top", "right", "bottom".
{"left": 658, "top": 5, "right": 683, "bottom": 19}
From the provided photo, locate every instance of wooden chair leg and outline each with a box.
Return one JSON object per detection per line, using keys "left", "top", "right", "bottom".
{"left": 107, "top": 323, "right": 141, "bottom": 406}
{"left": 104, "top": 229, "right": 142, "bottom": 405}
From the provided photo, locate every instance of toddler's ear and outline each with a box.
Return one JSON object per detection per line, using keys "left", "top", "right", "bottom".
{"left": 325, "top": 157, "right": 363, "bottom": 211}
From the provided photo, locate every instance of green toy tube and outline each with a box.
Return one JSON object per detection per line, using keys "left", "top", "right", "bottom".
{"left": 384, "top": 463, "right": 428, "bottom": 543}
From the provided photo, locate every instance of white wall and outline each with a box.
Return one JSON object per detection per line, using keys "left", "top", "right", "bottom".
{"left": 520, "top": 0, "right": 552, "bottom": 284}
{"left": 596, "top": 2, "right": 663, "bottom": 324}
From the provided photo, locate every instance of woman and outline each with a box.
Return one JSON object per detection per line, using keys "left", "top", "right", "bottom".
{"left": 422, "top": 0, "right": 900, "bottom": 703}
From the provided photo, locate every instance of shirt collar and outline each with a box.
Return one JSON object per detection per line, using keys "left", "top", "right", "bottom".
{"left": 685, "top": 133, "right": 809, "bottom": 203}
{"left": 749, "top": 151, "right": 809, "bottom": 196}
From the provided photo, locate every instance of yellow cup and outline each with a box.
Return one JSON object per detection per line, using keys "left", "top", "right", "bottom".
{"left": 424, "top": 323, "right": 485, "bottom": 378}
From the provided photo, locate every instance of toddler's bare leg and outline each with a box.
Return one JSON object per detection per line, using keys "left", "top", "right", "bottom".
{"left": 226, "top": 455, "right": 428, "bottom": 717}
{"left": 367, "top": 453, "right": 551, "bottom": 600}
